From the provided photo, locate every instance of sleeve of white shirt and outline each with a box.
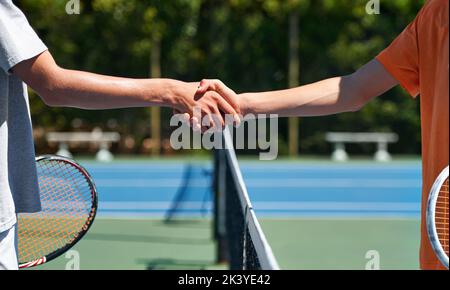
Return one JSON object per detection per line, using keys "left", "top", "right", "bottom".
{"left": 0, "top": 0, "right": 48, "bottom": 73}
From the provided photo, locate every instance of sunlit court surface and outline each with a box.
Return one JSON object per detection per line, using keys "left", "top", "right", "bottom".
{"left": 29, "top": 157, "right": 421, "bottom": 270}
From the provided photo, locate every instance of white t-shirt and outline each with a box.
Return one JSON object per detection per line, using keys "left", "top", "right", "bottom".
{"left": 0, "top": 0, "right": 47, "bottom": 232}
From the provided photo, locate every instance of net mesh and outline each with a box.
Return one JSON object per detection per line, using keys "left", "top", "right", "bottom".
{"left": 214, "top": 128, "right": 279, "bottom": 270}
{"left": 18, "top": 158, "right": 96, "bottom": 264}
{"left": 436, "top": 178, "right": 449, "bottom": 257}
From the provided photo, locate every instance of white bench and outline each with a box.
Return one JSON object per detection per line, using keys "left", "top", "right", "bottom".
{"left": 47, "top": 127, "right": 120, "bottom": 162}
{"left": 325, "top": 132, "right": 399, "bottom": 162}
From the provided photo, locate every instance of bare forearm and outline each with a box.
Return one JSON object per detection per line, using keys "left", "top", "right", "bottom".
{"left": 13, "top": 51, "right": 197, "bottom": 110}
{"left": 43, "top": 68, "right": 191, "bottom": 110}
{"left": 240, "top": 76, "right": 359, "bottom": 117}
{"left": 239, "top": 59, "right": 398, "bottom": 117}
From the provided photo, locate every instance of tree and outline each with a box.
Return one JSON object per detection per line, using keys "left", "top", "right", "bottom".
{"left": 18, "top": 0, "right": 425, "bottom": 156}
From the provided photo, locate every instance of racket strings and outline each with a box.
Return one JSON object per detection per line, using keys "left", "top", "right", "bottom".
{"left": 18, "top": 159, "right": 95, "bottom": 264}
{"left": 436, "top": 179, "right": 449, "bottom": 255}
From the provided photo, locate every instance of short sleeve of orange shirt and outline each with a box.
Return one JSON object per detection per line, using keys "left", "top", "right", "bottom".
{"left": 376, "top": 0, "right": 449, "bottom": 270}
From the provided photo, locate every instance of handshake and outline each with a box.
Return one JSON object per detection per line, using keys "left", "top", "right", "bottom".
{"left": 169, "top": 79, "right": 245, "bottom": 132}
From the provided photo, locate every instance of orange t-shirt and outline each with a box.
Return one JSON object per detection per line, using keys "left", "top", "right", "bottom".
{"left": 376, "top": 0, "right": 449, "bottom": 270}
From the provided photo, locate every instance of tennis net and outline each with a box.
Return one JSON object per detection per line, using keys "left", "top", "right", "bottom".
{"left": 213, "top": 128, "right": 280, "bottom": 270}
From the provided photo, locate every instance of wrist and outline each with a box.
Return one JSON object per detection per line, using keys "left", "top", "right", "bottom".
{"left": 162, "top": 79, "right": 182, "bottom": 107}
{"left": 238, "top": 93, "right": 254, "bottom": 116}
{"left": 164, "top": 80, "right": 197, "bottom": 110}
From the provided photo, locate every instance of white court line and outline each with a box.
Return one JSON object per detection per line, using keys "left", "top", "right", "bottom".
{"left": 95, "top": 179, "right": 209, "bottom": 188}
{"left": 85, "top": 164, "right": 419, "bottom": 173}
{"left": 94, "top": 178, "right": 420, "bottom": 188}
{"left": 239, "top": 164, "right": 420, "bottom": 170}
{"left": 245, "top": 179, "right": 420, "bottom": 188}
{"left": 86, "top": 165, "right": 210, "bottom": 172}
{"left": 99, "top": 201, "right": 420, "bottom": 212}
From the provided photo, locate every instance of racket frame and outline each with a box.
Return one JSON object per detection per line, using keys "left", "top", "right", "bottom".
{"left": 18, "top": 155, "right": 98, "bottom": 268}
{"left": 426, "top": 165, "right": 449, "bottom": 269}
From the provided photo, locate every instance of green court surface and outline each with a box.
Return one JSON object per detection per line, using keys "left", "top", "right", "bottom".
{"left": 262, "top": 218, "right": 420, "bottom": 270}
{"left": 30, "top": 217, "right": 420, "bottom": 270}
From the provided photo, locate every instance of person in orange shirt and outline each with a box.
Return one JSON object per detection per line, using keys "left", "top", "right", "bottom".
{"left": 198, "top": 0, "right": 448, "bottom": 269}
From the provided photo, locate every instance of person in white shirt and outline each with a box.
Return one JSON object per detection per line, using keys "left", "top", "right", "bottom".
{"left": 0, "top": 0, "right": 239, "bottom": 270}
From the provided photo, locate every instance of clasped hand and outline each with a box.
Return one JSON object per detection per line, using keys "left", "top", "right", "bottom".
{"left": 173, "top": 79, "right": 242, "bottom": 132}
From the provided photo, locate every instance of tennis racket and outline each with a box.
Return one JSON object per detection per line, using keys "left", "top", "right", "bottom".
{"left": 426, "top": 165, "right": 449, "bottom": 269}
{"left": 17, "top": 155, "right": 98, "bottom": 268}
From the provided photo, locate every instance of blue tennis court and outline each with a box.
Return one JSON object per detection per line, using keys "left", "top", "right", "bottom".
{"left": 82, "top": 159, "right": 422, "bottom": 219}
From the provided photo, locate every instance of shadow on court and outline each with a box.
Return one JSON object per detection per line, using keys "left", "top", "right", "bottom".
{"left": 28, "top": 217, "right": 421, "bottom": 270}
{"left": 84, "top": 232, "right": 211, "bottom": 245}
{"left": 161, "top": 219, "right": 214, "bottom": 229}
{"left": 138, "top": 258, "right": 219, "bottom": 270}
{"left": 29, "top": 218, "right": 218, "bottom": 270}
